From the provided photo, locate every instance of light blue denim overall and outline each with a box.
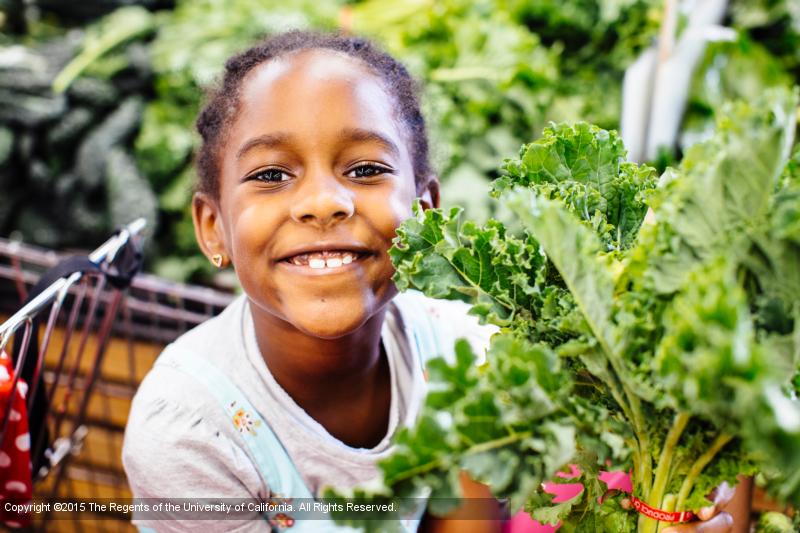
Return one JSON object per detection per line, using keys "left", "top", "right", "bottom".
{"left": 139, "top": 293, "right": 446, "bottom": 533}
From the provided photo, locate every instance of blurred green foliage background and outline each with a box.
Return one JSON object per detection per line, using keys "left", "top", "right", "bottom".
{"left": 0, "top": 0, "right": 797, "bottom": 286}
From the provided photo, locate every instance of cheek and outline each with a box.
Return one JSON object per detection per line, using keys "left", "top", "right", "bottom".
{"left": 367, "top": 182, "right": 417, "bottom": 238}
{"left": 380, "top": 180, "right": 416, "bottom": 222}
{"left": 226, "top": 198, "right": 286, "bottom": 281}
{"left": 388, "top": 187, "right": 416, "bottom": 224}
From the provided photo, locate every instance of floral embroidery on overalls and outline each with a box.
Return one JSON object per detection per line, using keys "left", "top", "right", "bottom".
{"left": 229, "top": 400, "right": 261, "bottom": 435}
{"left": 268, "top": 512, "right": 295, "bottom": 529}
{"left": 263, "top": 496, "right": 295, "bottom": 528}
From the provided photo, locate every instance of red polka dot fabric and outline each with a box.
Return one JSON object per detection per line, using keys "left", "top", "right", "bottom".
{"left": 0, "top": 350, "right": 32, "bottom": 529}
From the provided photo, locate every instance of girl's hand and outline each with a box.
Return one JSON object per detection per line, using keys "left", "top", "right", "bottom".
{"left": 660, "top": 481, "right": 736, "bottom": 533}
{"left": 661, "top": 477, "right": 754, "bottom": 533}
{"left": 422, "top": 472, "right": 504, "bottom": 532}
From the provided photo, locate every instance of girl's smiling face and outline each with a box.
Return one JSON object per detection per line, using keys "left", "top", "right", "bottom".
{"left": 194, "top": 49, "right": 436, "bottom": 339}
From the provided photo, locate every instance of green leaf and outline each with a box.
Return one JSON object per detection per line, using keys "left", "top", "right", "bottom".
{"left": 391, "top": 201, "right": 546, "bottom": 327}
{"left": 529, "top": 488, "right": 584, "bottom": 525}
{"left": 496, "top": 122, "right": 656, "bottom": 251}
{"left": 52, "top": 7, "right": 156, "bottom": 93}
{"left": 755, "top": 511, "right": 795, "bottom": 533}
{"left": 639, "top": 88, "right": 798, "bottom": 293}
{"left": 372, "top": 98, "right": 800, "bottom": 531}
{"left": 504, "top": 189, "right": 616, "bottom": 359}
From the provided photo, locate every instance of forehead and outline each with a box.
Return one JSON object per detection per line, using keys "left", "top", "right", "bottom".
{"left": 232, "top": 49, "right": 402, "bottom": 144}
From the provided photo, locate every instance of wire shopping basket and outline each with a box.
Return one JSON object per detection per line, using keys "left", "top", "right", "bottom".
{"left": 0, "top": 221, "right": 236, "bottom": 531}
{"left": 0, "top": 220, "right": 145, "bottom": 524}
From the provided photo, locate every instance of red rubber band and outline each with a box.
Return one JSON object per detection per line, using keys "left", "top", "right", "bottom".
{"left": 630, "top": 496, "right": 695, "bottom": 523}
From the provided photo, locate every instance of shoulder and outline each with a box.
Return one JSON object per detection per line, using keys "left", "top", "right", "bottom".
{"left": 123, "top": 293, "right": 247, "bottom": 444}
{"left": 391, "top": 290, "right": 498, "bottom": 363}
{"left": 122, "top": 295, "right": 265, "bottom": 498}
{"left": 123, "top": 362, "right": 263, "bottom": 497}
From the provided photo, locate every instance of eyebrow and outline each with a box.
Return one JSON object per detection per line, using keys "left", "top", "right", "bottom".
{"left": 235, "top": 128, "right": 400, "bottom": 161}
{"left": 236, "top": 132, "right": 293, "bottom": 161}
{"left": 338, "top": 127, "right": 400, "bottom": 158}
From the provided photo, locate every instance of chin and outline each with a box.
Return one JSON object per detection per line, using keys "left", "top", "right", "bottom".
{"left": 287, "top": 296, "right": 375, "bottom": 339}
{"left": 293, "top": 314, "right": 369, "bottom": 340}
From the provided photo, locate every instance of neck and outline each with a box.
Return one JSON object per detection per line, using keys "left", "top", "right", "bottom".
{"left": 248, "top": 301, "right": 391, "bottom": 447}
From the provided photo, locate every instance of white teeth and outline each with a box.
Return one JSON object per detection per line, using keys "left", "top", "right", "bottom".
{"left": 288, "top": 251, "right": 359, "bottom": 269}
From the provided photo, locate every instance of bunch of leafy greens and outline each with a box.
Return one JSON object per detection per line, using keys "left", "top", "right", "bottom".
{"left": 0, "top": 6, "right": 159, "bottom": 248}
{"left": 331, "top": 88, "right": 800, "bottom": 532}
{"left": 678, "top": 0, "right": 800, "bottom": 155}
{"left": 730, "top": 0, "right": 800, "bottom": 78}
{"left": 347, "top": 0, "right": 660, "bottom": 222}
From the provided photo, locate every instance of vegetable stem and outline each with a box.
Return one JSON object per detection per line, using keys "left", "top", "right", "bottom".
{"left": 52, "top": 10, "right": 155, "bottom": 93}
{"left": 675, "top": 433, "right": 734, "bottom": 511}
{"left": 385, "top": 431, "right": 532, "bottom": 485}
{"left": 628, "top": 393, "right": 651, "bottom": 495}
{"left": 649, "top": 413, "right": 690, "bottom": 506}
{"left": 466, "top": 431, "right": 532, "bottom": 455}
{"left": 657, "top": 494, "right": 677, "bottom": 533}
{"left": 652, "top": 412, "right": 690, "bottom": 499}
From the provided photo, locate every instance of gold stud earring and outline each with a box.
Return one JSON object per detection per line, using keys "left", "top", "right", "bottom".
{"left": 211, "top": 254, "right": 224, "bottom": 268}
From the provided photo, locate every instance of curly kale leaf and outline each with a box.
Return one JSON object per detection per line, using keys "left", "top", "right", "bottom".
{"left": 495, "top": 122, "right": 656, "bottom": 251}
{"left": 391, "top": 203, "right": 547, "bottom": 328}
{"left": 336, "top": 336, "right": 576, "bottom": 526}
{"left": 376, "top": 95, "right": 800, "bottom": 532}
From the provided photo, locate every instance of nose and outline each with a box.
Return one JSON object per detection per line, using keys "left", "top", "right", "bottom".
{"left": 289, "top": 171, "right": 355, "bottom": 228}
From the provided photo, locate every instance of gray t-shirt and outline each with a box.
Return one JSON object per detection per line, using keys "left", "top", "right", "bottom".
{"left": 122, "top": 291, "right": 495, "bottom": 531}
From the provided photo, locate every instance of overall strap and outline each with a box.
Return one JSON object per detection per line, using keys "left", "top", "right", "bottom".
{"left": 393, "top": 291, "right": 448, "bottom": 371}
{"left": 170, "top": 352, "right": 312, "bottom": 499}
{"left": 166, "top": 350, "right": 422, "bottom": 532}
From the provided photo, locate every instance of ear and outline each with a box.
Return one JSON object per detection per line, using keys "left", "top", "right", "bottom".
{"left": 192, "top": 192, "right": 228, "bottom": 265}
{"left": 417, "top": 175, "right": 440, "bottom": 210}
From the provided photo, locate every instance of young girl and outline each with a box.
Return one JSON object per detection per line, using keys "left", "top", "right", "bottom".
{"left": 122, "top": 30, "right": 744, "bottom": 533}
{"left": 123, "top": 30, "right": 498, "bottom": 532}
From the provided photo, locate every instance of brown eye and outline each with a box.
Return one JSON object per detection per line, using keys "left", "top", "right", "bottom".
{"left": 346, "top": 164, "right": 390, "bottom": 179}
{"left": 251, "top": 168, "right": 291, "bottom": 183}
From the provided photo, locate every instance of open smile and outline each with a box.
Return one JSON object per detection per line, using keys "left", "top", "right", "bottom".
{"left": 283, "top": 249, "right": 369, "bottom": 268}
{"left": 276, "top": 245, "right": 374, "bottom": 275}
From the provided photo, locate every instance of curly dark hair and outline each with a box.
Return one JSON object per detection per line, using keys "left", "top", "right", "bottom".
{"left": 195, "top": 30, "right": 433, "bottom": 198}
